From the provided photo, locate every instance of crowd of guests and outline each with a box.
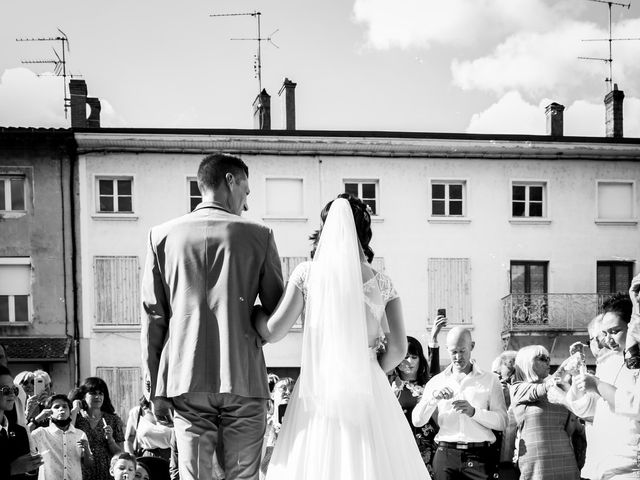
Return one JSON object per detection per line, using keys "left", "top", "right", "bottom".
{"left": 3, "top": 278, "right": 640, "bottom": 480}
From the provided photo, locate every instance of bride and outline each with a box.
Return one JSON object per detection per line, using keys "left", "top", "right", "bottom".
{"left": 254, "top": 194, "right": 430, "bottom": 480}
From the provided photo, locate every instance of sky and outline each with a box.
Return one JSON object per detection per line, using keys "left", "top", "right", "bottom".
{"left": 1, "top": 0, "right": 640, "bottom": 136}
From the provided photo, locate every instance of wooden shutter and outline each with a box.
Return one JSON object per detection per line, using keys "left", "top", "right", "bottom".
{"left": 94, "top": 256, "right": 140, "bottom": 325}
{"left": 96, "top": 366, "right": 142, "bottom": 423}
{"left": 427, "top": 258, "right": 472, "bottom": 323}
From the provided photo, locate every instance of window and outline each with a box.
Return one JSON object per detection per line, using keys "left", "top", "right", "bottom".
{"left": 431, "top": 181, "right": 465, "bottom": 216}
{"left": 0, "top": 258, "right": 31, "bottom": 324}
{"left": 427, "top": 258, "right": 472, "bottom": 323}
{"left": 266, "top": 178, "right": 304, "bottom": 217}
{"left": 512, "top": 183, "right": 545, "bottom": 218}
{"left": 280, "top": 256, "right": 307, "bottom": 329}
{"left": 509, "top": 261, "right": 549, "bottom": 325}
{"left": 0, "top": 176, "right": 25, "bottom": 211}
{"left": 97, "top": 178, "right": 133, "bottom": 213}
{"left": 597, "top": 181, "right": 634, "bottom": 220}
{"left": 188, "top": 179, "right": 202, "bottom": 212}
{"left": 94, "top": 256, "right": 140, "bottom": 326}
{"left": 96, "top": 367, "right": 141, "bottom": 423}
{"left": 597, "top": 261, "right": 634, "bottom": 295}
{"left": 344, "top": 181, "right": 378, "bottom": 215}
{"left": 510, "top": 261, "right": 548, "bottom": 294}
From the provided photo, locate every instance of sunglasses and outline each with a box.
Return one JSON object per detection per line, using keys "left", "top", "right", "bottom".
{"left": 0, "top": 385, "right": 19, "bottom": 396}
{"left": 535, "top": 355, "right": 550, "bottom": 363}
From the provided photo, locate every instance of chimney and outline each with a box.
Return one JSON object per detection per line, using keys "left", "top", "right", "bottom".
{"left": 252, "top": 89, "right": 271, "bottom": 130}
{"left": 605, "top": 83, "right": 624, "bottom": 138}
{"left": 69, "top": 79, "right": 101, "bottom": 128}
{"left": 86, "top": 97, "right": 102, "bottom": 128}
{"left": 278, "top": 78, "right": 297, "bottom": 130}
{"left": 545, "top": 102, "right": 564, "bottom": 137}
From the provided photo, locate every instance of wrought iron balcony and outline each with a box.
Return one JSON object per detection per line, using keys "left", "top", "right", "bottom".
{"left": 502, "top": 293, "right": 611, "bottom": 332}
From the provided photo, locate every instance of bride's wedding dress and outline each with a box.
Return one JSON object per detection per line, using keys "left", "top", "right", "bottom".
{"left": 264, "top": 199, "right": 430, "bottom": 480}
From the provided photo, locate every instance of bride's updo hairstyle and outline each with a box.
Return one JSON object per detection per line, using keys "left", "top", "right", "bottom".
{"left": 310, "top": 193, "right": 374, "bottom": 263}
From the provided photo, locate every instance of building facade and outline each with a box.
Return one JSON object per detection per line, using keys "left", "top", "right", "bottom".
{"left": 0, "top": 128, "right": 77, "bottom": 394}
{"left": 72, "top": 128, "right": 640, "bottom": 418}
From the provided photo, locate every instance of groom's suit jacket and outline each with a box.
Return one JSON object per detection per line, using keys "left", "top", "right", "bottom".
{"left": 141, "top": 201, "right": 284, "bottom": 400}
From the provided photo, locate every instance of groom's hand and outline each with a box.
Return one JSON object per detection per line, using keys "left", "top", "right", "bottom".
{"left": 152, "top": 396, "right": 173, "bottom": 421}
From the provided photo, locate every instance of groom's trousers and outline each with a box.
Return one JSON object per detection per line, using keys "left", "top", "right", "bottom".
{"left": 172, "top": 392, "right": 267, "bottom": 480}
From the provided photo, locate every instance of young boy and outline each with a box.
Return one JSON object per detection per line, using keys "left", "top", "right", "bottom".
{"left": 31, "top": 394, "right": 93, "bottom": 480}
{"left": 109, "top": 452, "right": 136, "bottom": 480}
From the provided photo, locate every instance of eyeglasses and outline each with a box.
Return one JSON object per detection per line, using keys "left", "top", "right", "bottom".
{"left": 0, "top": 385, "right": 19, "bottom": 396}
{"left": 535, "top": 355, "right": 550, "bottom": 363}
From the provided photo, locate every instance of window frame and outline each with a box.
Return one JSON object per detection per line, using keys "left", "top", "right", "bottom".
{"left": 0, "top": 257, "right": 32, "bottom": 325}
{"left": 343, "top": 179, "right": 380, "bottom": 216}
{"left": 94, "top": 175, "right": 135, "bottom": 215}
{"left": 596, "top": 260, "right": 634, "bottom": 295}
{"left": 430, "top": 179, "right": 467, "bottom": 218}
{"left": 187, "top": 177, "right": 202, "bottom": 212}
{"left": 510, "top": 181, "right": 547, "bottom": 219}
{"left": 595, "top": 179, "right": 637, "bottom": 225}
{"left": 0, "top": 175, "right": 26, "bottom": 213}
{"left": 263, "top": 176, "right": 306, "bottom": 221}
{"left": 509, "top": 261, "right": 549, "bottom": 294}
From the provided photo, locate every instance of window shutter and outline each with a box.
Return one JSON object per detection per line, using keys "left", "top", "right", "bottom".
{"left": 427, "top": 258, "right": 472, "bottom": 323}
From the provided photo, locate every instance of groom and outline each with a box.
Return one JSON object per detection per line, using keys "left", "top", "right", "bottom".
{"left": 141, "top": 153, "right": 284, "bottom": 480}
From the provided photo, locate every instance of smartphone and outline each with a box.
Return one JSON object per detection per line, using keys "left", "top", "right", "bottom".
{"left": 34, "top": 377, "right": 46, "bottom": 396}
{"left": 437, "top": 308, "right": 447, "bottom": 317}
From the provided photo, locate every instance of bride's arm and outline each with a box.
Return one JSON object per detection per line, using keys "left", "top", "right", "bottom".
{"left": 254, "top": 282, "right": 304, "bottom": 343}
{"left": 378, "top": 298, "right": 408, "bottom": 373}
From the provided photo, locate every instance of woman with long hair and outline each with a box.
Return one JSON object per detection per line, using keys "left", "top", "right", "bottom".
{"left": 389, "top": 333, "right": 442, "bottom": 474}
{"left": 254, "top": 193, "right": 430, "bottom": 480}
{"left": 71, "top": 376, "right": 125, "bottom": 480}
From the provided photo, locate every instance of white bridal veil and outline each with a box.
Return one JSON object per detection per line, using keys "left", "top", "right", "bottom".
{"left": 298, "top": 198, "right": 378, "bottom": 417}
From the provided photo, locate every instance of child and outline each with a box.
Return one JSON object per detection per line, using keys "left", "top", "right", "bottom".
{"left": 109, "top": 452, "right": 136, "bottom": 480}
{"left": 31, "top": 394, "right": 93, "bottom": 480}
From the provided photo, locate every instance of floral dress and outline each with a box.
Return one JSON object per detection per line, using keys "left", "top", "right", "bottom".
{"left": 391, "top": 378, "right": 438, "bottom": 476}
{"left": 75, "top": 412, "right": 125, "bottom": 480}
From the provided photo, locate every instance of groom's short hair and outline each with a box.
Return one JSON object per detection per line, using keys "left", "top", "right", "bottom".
{"left": 197, "top": 153, "right": 249, "bottom": 193}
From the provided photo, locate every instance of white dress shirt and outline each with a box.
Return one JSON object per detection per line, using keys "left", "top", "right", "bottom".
{"left": 412, "top": 361, "right": 508, "bottom": 444}
{"left": 567, "top": 352, "right": 640, "bottom": 480}
{"left": 31, "top": 423, "right": 90, "bottom": 480}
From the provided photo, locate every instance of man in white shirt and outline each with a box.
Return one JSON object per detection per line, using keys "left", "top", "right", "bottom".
{"left": 413, "top": 327, "right": 507, "bottom": 480}
{"left": 31, "top": 394, "right": 93, "bottom": 480}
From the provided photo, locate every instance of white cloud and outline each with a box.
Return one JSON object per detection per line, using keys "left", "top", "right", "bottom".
{"left": 0, "top": 67, "right": 125, "bottom": 128}
{"left": 0, "top": 68, "right": 67, "bottom": 127}
{"left": 466, "top": 91, "right": 549, "bottom": 134}
{"left": 452, "top": 17, "right": 640, "bottom": 98}
{"left": 467, "top": 91, "right": 640, "bottom": 137}
{"left": 352, "top": 0, "right": 567, "bottom": 50}
{"left": 452, "top": 21, "right": 606, "bottom": 97}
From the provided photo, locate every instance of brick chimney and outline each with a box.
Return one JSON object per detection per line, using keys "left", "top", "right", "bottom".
{"left": 545, "top": 102, "right": 564, "bottom": 137}
{"left": 252, "top": 89, "right": 271, "bottom": 130}
{"left": 278, "top": 78, "right": 297, "bottom": 130}
{"left": 69, "top": 79, "right": 101, "bottom": 128}
{"left": 605, "top": 83, "right": 624, "bottom": 138}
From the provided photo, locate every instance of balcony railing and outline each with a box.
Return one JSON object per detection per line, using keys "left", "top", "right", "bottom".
{"left": 502, "top": 293, "right": 611, "bottom": 332}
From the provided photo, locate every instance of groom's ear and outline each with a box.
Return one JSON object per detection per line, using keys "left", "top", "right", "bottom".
{"left": 225, "top": 172, "right": 234, "bottom": 186}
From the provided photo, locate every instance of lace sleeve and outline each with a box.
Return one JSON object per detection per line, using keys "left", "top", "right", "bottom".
{"left": 375, "top": 270, "right": 399, "bottom": 304}
{"left": 288, "top": 261, "right": 311, "bottom": 298}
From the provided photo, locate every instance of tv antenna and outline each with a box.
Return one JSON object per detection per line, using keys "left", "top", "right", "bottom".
{"left": 578, "top": 0, "right": 640, "bottom": 92}
{"left": 210, "top": 11, "right": 279, "bottom": 95}
{"left": 16, "top": 29, "right": 73, "bottom": 118}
